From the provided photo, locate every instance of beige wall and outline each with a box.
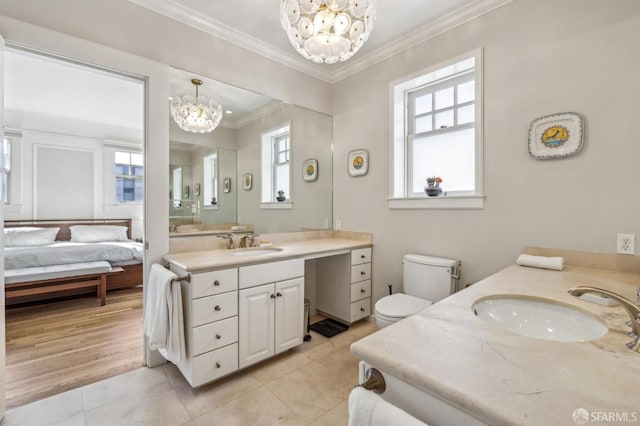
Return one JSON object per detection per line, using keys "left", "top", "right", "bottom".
{"left": 332, "top": 0, "right": 640, "bottom": 303}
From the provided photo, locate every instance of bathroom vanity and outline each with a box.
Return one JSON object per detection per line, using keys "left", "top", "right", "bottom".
{"left": 351, "top": 251, "right": 640, "bottom": 425}
{"left": 163, "top": 231, "right": 372, "bottom": 387}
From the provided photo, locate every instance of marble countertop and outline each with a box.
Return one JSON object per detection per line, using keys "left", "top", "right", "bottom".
{"left": 351, "top": 264, "right": 640, "bottom": 425}
{"left": 164, "top": 237, "right": 372, "bottom": 272}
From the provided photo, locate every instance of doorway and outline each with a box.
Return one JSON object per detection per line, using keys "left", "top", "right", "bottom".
{"left": 3, "top": 46, "right": 146, "bottom": 409}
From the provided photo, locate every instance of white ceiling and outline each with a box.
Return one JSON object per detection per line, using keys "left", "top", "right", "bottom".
{"left": 128, "top": 0, "right": 513, "bottom": 83}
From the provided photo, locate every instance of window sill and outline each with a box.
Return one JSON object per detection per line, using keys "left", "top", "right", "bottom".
{"left": 203, "top": 205, "right": 219, "bottom": 211}
{"left": 388, "top": 194, "right": 485, "bottom": 210}
{"left": 260, "top": 202, "right": 293, "bottom": 210}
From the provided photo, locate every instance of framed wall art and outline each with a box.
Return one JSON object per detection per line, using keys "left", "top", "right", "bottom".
{"left": 348, "top": 149, "right": 369, "bottom": 177}
{"left": 528, "top": 112, "right": 584, "bottom": 160}
{"left": 302, "top": 159, "right": 318, "bottom": 182}
{"left": 194, "top": 183, "right": 201, "bottom": 197}
{"left": 223, "top": 177, "right": 231, "bottom": 193}
{"left": 243, "top": 173, "right": 253, "bottom": 190}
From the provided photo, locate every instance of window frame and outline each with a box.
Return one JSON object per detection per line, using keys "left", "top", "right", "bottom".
{"left": 114, "top": 149, "right": 144, "bottom": 204}
{"left": 261, "top": 122, "right": 292, "bottom": 209}
{"left": 389, "top": 48, "right": 485, "bottom": 210}
{"left": 203, "top": 152, "right": 219, "bottom": 210}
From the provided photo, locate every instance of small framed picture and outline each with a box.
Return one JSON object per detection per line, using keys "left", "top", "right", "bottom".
{"left": 223, "top": 177, "right": 231, "bottom": 193}
{"left": 528, "top": 112, "right": 584, "bottom": 160}
{"left": 302, "top": 159, "right": 318, "bottom": 182}
{"left": 348, "top": 149, "right": 369, "bottom": 177}
{"left": 243, "top": 173, "right": 253, "bottom": 190}
{"left": 194, "top": 183, "right": 201, "bottom": 197}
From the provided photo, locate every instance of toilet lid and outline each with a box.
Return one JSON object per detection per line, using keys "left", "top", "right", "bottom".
{"left": 375, "top": 293, "right": 432, "bottom": 318}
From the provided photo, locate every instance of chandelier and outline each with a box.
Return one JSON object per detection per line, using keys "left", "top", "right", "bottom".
{"left": 170, "top": 79, "right": 223, "bottom": 134}
{"left": 280, "top": 0, "right": 376, "bottom": 64}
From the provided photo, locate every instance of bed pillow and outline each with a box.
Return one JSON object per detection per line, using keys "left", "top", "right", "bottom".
{"left": 4, "top": 226, "right": 44, "bottom": 234}
{"left": 4, "top": 227, "right": 60, "bottom": 247}
{"left": 70, "top": 225, "right": 129, "bottom": 243}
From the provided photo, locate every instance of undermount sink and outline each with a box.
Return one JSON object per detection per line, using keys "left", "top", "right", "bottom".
{"left": 472, "top": 295, "right": 608, "bottom": 342}
{"left": 229, "top": 247, "right": 283, "bottom": 256}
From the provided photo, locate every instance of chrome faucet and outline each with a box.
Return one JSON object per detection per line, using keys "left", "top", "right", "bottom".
{"left": 248, "top": 234, "right": 260, "bottom": 247}
{"left": 568, "top": 286, "right": 640, "bottom": 352}
{"left": 217, "top": 233, "right": 236, "bottom": 249}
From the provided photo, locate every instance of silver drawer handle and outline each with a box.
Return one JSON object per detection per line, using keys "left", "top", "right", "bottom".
{"left": 276, "top": 292, "right": 282, "bottom": 297}
{"left": 360, "top": 307, "right": 365, "bottom": 312}
{"left": 360, "top": 289, "right": 366, "bottom": 293}
{"left": 215, "top": 334, "right": 221, "bottom": 340}
{"left": 270, "top": 294, "right": 276, "bottom": 299}
{"left": 215, "top": 362, "right": 221, "bottom": 368}
{"left": 361, "top": 254, "right": 366, "bottom": 259}
{"left": 361, "top": 271, "right": 366, "bottom": 275}
{"left": 213, "top": 280, "right": 220, "bottom": 286}
{"left": 214, "top": 305, "right": 221, "bottom": 311}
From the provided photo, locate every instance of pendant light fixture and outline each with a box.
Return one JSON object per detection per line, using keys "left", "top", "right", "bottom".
{"left": 170, "top": 79, "right": 223, "bottom": 134}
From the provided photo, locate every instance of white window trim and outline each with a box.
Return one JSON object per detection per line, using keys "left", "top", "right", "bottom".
{"left": 3, "top": 131, "right": 23, "bottom": 214}
{"left": 389, "top": 48, "right": 485, "bottom": 210}
{"left": 260, "top": 122, "right": 292, "bottom": 209}
{"left": 203, "top": 153, "right": 219, "bottom": 211}
{"left": 108, "top": 145, "right": 144, "bottom": 206}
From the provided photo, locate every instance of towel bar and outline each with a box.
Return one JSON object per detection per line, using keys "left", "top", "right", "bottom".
{"left": 173, "top": 274, "right": 191, "bottom": 283}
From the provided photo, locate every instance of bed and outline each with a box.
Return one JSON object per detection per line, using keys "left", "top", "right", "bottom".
{"left": 3, "top": 219, "right": 143, "bottom": 305}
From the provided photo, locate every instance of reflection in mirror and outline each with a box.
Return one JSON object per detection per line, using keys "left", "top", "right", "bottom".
{"left": 169, "top": 67, "right": 333, "bottom": 235}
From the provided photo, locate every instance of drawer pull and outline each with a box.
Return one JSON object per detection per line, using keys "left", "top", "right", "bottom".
{"left": 361, "top": 254, "right": 366, "bottom": 259}
{"left": 270, "top": 294, "right": 276, "bottom": 299}
{"left": 214, "top": 305, "right": 221, "bottom": 311}
{"left": 216, "top": 362, "right": 221, "bottom": 368}
{"left": 360, "top": 307, "right": 365, "bottom": 312}
{"left": 276, "top": 292, "right": 282, "bottom": 297}
{"left": 360, "top": 289, "right": 366, "bottom": 293}
{"left": 213, "top": 280, "right": 220, "bottom": 286}
{"left": 215, "top": 334, "right": 221, "bottom": 340}
{"left": 360, "top": 271, "right": 366, "bottom": 275}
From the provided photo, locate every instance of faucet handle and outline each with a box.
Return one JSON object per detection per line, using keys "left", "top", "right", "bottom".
{"left": 248, "top": 234, "right": 260, "bottom": 247}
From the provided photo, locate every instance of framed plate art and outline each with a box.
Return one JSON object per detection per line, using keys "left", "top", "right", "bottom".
{"left": 223, "top": 177, "right": 231, "bottom": 193}
{"left": 348, "top": 149, "right": 369, "bottom": 177}
{"left": 302, "top": 159, "right": 318, "bottom": 182}
{"left": 528, "top": 112, "right": 584, "bottom": 160}
{"left": 243, "top": 173, "right": 252, "bottom": 190}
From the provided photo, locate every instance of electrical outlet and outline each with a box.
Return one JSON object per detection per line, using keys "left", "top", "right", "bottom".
{"left": 616, "top": 233, "right": 635, "bottom": 255}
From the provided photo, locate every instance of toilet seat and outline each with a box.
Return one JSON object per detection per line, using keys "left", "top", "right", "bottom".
{"left": 375, "top": 293, "right": 432, "bottom": 321}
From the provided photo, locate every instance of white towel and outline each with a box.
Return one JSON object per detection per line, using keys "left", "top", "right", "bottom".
{"left": 144, "top": 264, "right": 186, "bottom": 364}
{"left": 516, "top": 254, "right": 564, "bottom": 271}
{"left": 348, "top": 387, "right": 429, "bottom": 426}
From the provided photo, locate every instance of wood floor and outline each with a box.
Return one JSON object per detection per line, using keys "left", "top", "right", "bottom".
{"left": 4, "top": 287, "right": 144, "bottom": 410}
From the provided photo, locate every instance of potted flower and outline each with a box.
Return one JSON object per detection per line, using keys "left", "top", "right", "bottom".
{"left": 276, "top": 190, "right": 286, "bottom": 202}
{"left": 425, "top": 177, "right": 443, "bottom": 196}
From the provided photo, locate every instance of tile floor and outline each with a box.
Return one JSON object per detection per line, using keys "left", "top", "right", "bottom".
{"left": 2, "top": 318, "right": 378, "bottom": 426}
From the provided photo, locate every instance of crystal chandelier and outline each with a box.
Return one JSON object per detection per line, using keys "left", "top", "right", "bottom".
{"left": 170, "top": 79, "right": 223, "bottom": 134}
{"left": 280, "top": 0, "right": 376, "bottom": 64}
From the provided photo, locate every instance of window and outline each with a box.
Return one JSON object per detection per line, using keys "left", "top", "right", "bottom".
{"left": 115, "top": 151, "right": 143, "bottom": 203}
{"left": 390, "top": 49, "right": 484, "bottom": 209}
{"left": 203, "top": 153, "right": 218, "bottom": 208}
{"left": 2, "top": 138, "right": 11, "bottom": 204}
{"left": 261, "top": 123, "right": 292, "bottom": 207}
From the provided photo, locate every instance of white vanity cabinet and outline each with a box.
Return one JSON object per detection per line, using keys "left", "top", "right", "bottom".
{"left": 238, "top": 258, "right": 305, "bottom": 369}
{"left": 172, "top": 266, "right": 240, "bottom": 387}
{"left": 316, "top": 247, "right": 372, "bottom": 323}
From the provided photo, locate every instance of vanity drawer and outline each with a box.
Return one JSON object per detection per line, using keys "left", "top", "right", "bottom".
{"left": 350, "top": 280, "right": 371, "bottom": 302}
{"left": 191, "top": 316, "right": 239, "bottom": 356}
{"left": 351, "top": 248, "right": 372, "bottom": 266}
{"left": 191, "top": 343, "right": 238, "bottom": 387}
{"left": 350, "top": 298, "right": 371, "bottom": 322}
{"left": 191, "top": 268, "right": 238, "bottom": 299}
{"left": 239, "top": 258, "right": 304, "bottom": 289}
{"left": 351, "top": 263, "right": 371, "bottom": 283}
{"left": 192, "top": 291, "right": 238, "bottom": 327}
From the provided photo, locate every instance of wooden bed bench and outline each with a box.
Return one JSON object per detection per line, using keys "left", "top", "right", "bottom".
{"left": 4, "top": 262, "right": 124, "bottom": 306}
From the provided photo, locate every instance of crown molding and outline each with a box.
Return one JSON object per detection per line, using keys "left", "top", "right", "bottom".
{"left": 127, "top": 0, "right": 331, "bottom": 82}
{"left": 325, "top": 0, "right": 514, "bottom": 83}
{"left": 127, "top": 0, "right": 513, "bottom": 84}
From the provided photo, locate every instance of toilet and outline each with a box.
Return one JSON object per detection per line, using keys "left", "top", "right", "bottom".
{"left": 374, "top": 254, "right": 461, "bottom": 328}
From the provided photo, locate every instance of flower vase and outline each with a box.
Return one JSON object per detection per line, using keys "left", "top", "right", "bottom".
{"left": 425, "top": 185, "right": 442, "bottom": 197}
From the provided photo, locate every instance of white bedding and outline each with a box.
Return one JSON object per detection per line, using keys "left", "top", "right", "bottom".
{"left": 4, "top": 241, "right": 143, "bottom": 270}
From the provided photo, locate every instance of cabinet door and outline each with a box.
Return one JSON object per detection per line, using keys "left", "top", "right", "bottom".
{"left": 239, "top": 284, "right": 275, "bottom": 369}
{"left": 274, "top": 277, "right": 304, "bottom": 354}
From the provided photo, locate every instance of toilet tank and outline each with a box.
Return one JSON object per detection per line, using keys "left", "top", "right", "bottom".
{"left": 403, "top": 254, "right": 460, "bottom": 302}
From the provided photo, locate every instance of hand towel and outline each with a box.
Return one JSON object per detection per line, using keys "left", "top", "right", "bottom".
{"left": 348, "top": 387, "right": 429, "bottom": 426}
{"left": 144, "top": 263, "right": 186, "bottom": 364}
{"left": 516, "top": 254, "right": 564, "bottom": 271}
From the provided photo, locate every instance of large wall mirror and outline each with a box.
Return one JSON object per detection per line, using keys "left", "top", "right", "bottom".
{"left": 169, "top": 67, "right": 333, "bottom": 235}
